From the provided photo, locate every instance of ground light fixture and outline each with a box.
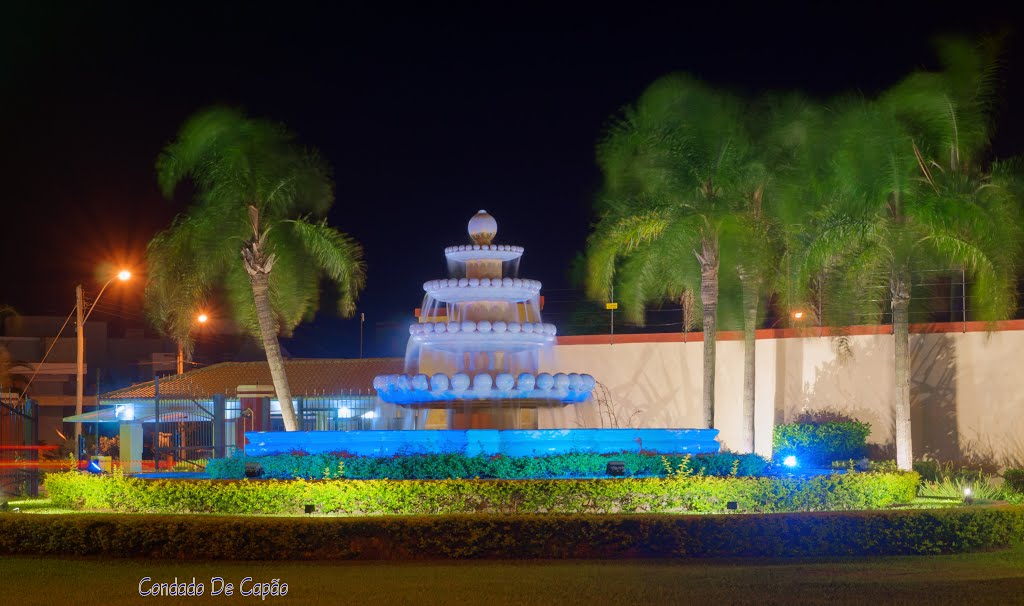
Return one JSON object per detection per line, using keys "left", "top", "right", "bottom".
{"left": 963, "top": 487, "right": 974, "bottom": 504}
{"left": 304, "top": 504, "right": 315, "bottom": 514}
{"left": 606, "top": 461, "right": 626, "bottom": 476}
{"left": 783, "top": 455, "right": 798, "bottom": 468}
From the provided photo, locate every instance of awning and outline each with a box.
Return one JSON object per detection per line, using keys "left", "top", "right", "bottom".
{"left": 63, "top": 402, "right": 214, "bottom": 424}
{"left": 63, "top": 408, "right": 122, "bottom": 423}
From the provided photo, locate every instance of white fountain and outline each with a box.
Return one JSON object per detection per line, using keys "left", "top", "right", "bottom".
{"left": 246, "top": 211, "right": 719, "bottom": 458}
{"left": 373, "top": 210, "right": 595, "bottom": 429}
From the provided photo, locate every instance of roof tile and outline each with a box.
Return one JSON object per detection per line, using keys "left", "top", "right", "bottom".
{"left": 101, "top": 358, "right": 404, "bottom": 400}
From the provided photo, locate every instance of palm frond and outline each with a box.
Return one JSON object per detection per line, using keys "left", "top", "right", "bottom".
{"left": 288, "top": 219, "right": 367, "bottom": 317}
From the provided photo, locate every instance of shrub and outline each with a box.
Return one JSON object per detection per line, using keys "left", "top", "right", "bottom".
{"left": 206, "top": 451, "right": 771, "bottom": 481}
{"left": 773, "top": 419, "right": 871, "bottom": 466}
{"left": 43, "top": 469, "right": 919, "bottom": 516}
{"left": 1004, "top": 469, "right": 1024, "bottom": 494}
{"left": 2, "top": 505, "right": 1022, "bottom": 560}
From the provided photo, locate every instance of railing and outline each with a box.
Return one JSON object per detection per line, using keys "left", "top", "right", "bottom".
{"left": 0, "top": 397, "right": 39, "bottom": 497}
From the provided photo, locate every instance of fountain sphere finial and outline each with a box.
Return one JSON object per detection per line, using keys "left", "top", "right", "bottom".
{"left": 468, "top": 209, "right": 497, "bottom": 245}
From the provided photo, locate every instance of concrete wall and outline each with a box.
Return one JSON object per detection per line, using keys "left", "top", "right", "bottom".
{"left": 542, "top": 324, "right": 1024, "bottom": 467}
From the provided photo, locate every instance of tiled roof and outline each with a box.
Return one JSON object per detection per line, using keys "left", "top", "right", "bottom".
{"left": 101, "top": 358, "right": 404, "bottom": 400}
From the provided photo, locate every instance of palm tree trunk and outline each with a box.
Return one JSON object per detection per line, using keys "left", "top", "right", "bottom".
{"left": 698, "top": 241, "right": 719, "bottom": 430}
{"left": 741, "top": 277, "right": 758, "bottom": 453}
{"left": 892, "top": 277, "right": 912, "bottom": 471}
{"left": 250, "top": 271, "right": 300, "bottom": 432}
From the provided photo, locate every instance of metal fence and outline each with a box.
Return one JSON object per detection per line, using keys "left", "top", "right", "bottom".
{"left": 150, "top": 396, "right": 226, "bottom": 470}
{"left": 542, "top": 271, "right": 1024, "bottom": 337}
{"left": 0, "top": 395, "right": 39, "bottom": 497}
{"left": 265, "top": 395, "right": 391, "bottom": 432}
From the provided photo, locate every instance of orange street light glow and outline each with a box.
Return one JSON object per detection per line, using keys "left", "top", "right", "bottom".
{"left": 197, "top": 313, "right": 209, "bottom": 323}
{"left": 117, "top": 269, "right": 131, "bottom": 281}
{"left": 792, "top": 311, "right": 804, "bottom": 320}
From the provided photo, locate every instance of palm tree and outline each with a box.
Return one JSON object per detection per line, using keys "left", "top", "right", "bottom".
{"left": 153, "top": 107, "right": 366, "bottom": 431}
{"left": 586, "top": 74, "right": 761, "bottom": 433}
{"left": 794, "top": 39, "right": 1021, "bottom": 470}
{"left": 145, "top": 225, "right": 209, "bottom": 373}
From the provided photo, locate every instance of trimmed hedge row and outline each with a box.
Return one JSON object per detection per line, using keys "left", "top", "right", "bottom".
{"left": 205, "top": 451, "right": 771, "bottom": 480}
{"left": 773, "top": 421, "right": 871, "bottom": 466}
{"left": 2, "top": 506, "right": 1022, "bottom": 559}
{"left": 44, "top": 470, "right": 920, "bottom": 515}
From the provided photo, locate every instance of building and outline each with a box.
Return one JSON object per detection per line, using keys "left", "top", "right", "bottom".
{"left": 72, "top": 358, "right": 403, "bottom": 470}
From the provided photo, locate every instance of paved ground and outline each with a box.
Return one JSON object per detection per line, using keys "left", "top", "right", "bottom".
{"left": 2, "top": 543, "right": 1023, "bottom": 605}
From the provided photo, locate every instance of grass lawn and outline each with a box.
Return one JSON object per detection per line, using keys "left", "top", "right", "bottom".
{"left": 1, "top": 543, "right": 1022, "bottom": 605}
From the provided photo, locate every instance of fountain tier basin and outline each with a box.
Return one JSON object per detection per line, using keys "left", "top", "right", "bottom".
{"left": 423, "top": 279, "right": 541, "bottom": 303}
{"left": 445, "top": 244, "right": 524, "bottom": 262}
{"left": 374, "top": 372, "right": 594, "bottom": 404}
{"left": 245, "top": 428, "right": 721, "bottom": 457}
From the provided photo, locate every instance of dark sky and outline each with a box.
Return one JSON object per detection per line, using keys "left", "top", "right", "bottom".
{"left": 2, "top": 4, "right": 1021, "bottom": 357}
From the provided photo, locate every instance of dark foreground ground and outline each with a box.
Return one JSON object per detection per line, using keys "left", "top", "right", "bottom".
{"left": 2, "top": 543, "right": 1023, "bottom": 605}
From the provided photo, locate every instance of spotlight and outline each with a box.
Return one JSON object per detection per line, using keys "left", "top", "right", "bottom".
{"left": 963, "top": 487, "right": 974, "bottom": 505}
{"left": 783, "top": 455, "right": 798, "bottom": 468}
{"left": 726, "top": 501, "right": 738, "bottom": 510}
{"left": 606, "top": 461, "right": 626, "bottom": 476}
{"left": 87, "top": 461, "right": 103, "bottom": 474}
{"left": 304, "top": 504, "right": 315, "bottom": 514}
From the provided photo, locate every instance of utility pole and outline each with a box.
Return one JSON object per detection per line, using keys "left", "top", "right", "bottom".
{"left": 75, "top": 284, "right": 85, "bottom": 450}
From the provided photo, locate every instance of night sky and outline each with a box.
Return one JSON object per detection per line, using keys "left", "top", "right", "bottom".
{"left": 2, "top": 5, "right": 1021, "bottom": 358}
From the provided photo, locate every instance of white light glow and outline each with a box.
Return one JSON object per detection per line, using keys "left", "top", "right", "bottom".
{"left": 115, "top": 404, "right": 134, "bottom": 421}
{"left": 783, "top": 455, "right": 798, "bottom": 468}
{"left": 362, "top": 410, "right": 377, "bottom": 419}
{"left": 337, "top": 407, "right": 353, "bottom": 419}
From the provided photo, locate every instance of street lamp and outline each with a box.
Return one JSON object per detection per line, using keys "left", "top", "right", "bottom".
{"left": 74, "top": 270, "right": 131, "bottom": 452}
{"left": 176, "top": 312, "right": 210, "bottom": 374}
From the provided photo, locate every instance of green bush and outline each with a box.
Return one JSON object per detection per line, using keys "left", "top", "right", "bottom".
{"left": 205, "top": 451, "right": 770, "bottom": 481}
{"left": 2, "top": 505, "right": 1022, "bottom": 559}
{"left": 773, "top": 420, "right": 871, "bottom": 466}
{"left": 1004, "top": 469, "right": 1024, "bottom": 494}
{"left": 44, "top": 469, "right": 919, "bottom": 516}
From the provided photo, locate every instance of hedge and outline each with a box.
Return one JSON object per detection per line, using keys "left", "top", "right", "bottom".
{"left": 2, "top": 506, "right": 1022, "bottom": 559}
{"left": 1005, "top": 469, "right": 1024, "bottom": 494}
{"left": 773, "top": 421, "right": 871, "bottom": 466}
{"left": 44, "top": 470, "right": 919, "bottom": 515}
{"left": 205, "top": 451, "right": 771, "bottom": 480}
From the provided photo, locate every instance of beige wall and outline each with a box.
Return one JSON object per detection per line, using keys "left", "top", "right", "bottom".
{"left": 542, "top": 329, "right": 1024, "bottom": 467}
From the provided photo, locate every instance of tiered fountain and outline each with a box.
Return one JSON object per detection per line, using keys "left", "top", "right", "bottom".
{"left": 373, "top": 209, "right": 595, "bottom": 429}
{"left": 246, "top": 211, "right": 719, "bottom": 458}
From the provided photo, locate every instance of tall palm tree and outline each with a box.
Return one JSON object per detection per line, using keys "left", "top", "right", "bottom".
{"left": 794, "top": 40, "right": 1021, "bottom": 470}
{"left": 586, "top": 74, "right": 760, "bottom": 433}
{"left": 153, "top": 107, "right": 366, "bottom": 431}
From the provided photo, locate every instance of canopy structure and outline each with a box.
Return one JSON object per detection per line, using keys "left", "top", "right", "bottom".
{"left": 63, "top": 402, "right": 213, "bottom": 424}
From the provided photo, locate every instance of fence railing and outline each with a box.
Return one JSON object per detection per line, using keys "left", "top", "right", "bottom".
{"left": 0, "top": 396, "right": 39, "bottom": 497}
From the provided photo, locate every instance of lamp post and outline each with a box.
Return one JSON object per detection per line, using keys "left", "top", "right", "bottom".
{"left": 74, "top": 270, "right": 131, "bottom": 452}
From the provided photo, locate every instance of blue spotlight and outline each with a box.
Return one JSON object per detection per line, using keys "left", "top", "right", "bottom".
{"left": 87, "top": 461, "right": 103, "bottom": 474}
{"left": 782, "top": 455, "right": 798, "bottom": 468}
